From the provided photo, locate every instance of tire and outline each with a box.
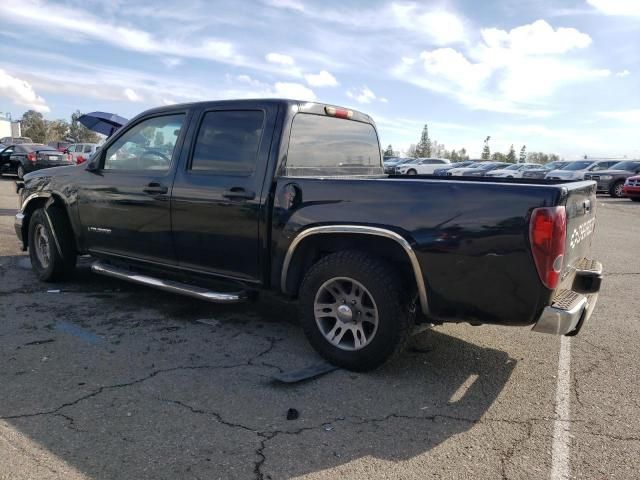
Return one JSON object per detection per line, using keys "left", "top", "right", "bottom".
{"left": 407, "top": 169, "right": 417, "bottom": 175}
{"left": 610, "top": 181, "right": 624, "bottom": 198}
{"left": 17, "top": 165, "right": 25, "bottom": 180}
{"left": 28, "top": 207, "right": 77, "bottom": 282}
{"left": 299, "top": 251, "right": 412, "bottom": 371}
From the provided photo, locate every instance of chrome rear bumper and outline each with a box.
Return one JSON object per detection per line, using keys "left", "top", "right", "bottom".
{"left": 533, "top": 290, "right": 598, "bottom": 336}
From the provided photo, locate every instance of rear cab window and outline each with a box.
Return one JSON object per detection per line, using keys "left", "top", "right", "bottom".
{"left": 285, "top": 113, "right": 383, "bottom": 177}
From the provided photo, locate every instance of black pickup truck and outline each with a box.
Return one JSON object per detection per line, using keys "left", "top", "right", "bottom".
{"left": 15, "top": 99, "right": 603, "bottom": 370}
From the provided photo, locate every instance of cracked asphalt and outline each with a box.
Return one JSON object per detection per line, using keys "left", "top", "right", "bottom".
{"left": 0, "top": 177, "right": 638, "bottom": 479}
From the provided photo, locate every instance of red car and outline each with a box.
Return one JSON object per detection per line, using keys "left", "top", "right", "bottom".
{"left": 623, "top": 175, "right": 640, "bottom": 201}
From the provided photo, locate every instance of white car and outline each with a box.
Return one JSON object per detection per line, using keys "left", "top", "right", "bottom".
{"left": 66, "top": 143, "right": 100, "bottom": 164}
{"left": 396, "top": 158, "right": 450, "bottom": 175}
{"left": 545, "top": 159, "right": 621, "bottom": 181}
{"left": 485, "top": 163, "right": 542, "bottom": 178}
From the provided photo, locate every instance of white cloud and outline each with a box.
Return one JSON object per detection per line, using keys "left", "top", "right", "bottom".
{"left": 587, "top": 0, "right": 640, "bottom": 16}
{"left": 0, "top": 68, "right": 49, "bottom": 112}
{"left": 124, "top": 88, "right": 142, "bottom": 102}
{"left": 265, "top": 0, "right": 305, "bottom": 12}
{"left": 615, "top": 69, "right": 631, "bottom": 77}
{"left": 394, "top": 19, "right": 609, "bottom": 116}
{"left": 391, "top": 5, "right": 467, "bottom": 45}
{"left": 599, "top": 110, "right": 640, "bottom": 123}
{"left": 161, "top": 57, "right": 182, "bottom": 68}
{"left": 347, "top": 86, "right": 377, "bottom": 104}
{"left": 266, "top": 52, "right": 295, "bottom": 66}
{"left": 273, "top": 82, "right": 316, "bottom": 101}
{"left": 304, "top": 70, "right": 338, "bottom": 87}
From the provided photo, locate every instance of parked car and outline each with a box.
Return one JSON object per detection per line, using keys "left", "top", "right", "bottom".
{"left": 623, "top": 175, "right": 640, "bottom": 202}
{"left": 396, "top": 157, "right": 450, "bottom": 175}
{"left": 448, "top": 161, "right": 508, "bottom": 176}
{"left": 433, "top": 160, "right": 477, "bottom": 175}
{"left": 485, "top": 163, "right": 542, "bottom": 178}
{"left": 48, "top": 141, "right": 71, "bottom": 152}
{"left": 0, "top": 136, "right": 32, "bottom": 145}
{"left": 66, "top": 143, "right": 100, "bottom": 164}
{"left": 0, "top": 143, "right": 72, "bottom": 179}
{"left": 15, "top": 99, "right": 602, "bottom": 371}
{"left": 522, "top": 161, "right": 569, "bottom": 179}
{"left": 584, "top": 160, "right": 640, "bottom": 197}
{"left": 383, "top": 156, "right": 409, "bottom": 174}
{"left": 546, "top": 160, "right": 621, "bottom": 181}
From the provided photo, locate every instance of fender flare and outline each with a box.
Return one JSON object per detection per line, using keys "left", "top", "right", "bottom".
{"left": 280, "top": 225, "right": 430, "bottom": 315}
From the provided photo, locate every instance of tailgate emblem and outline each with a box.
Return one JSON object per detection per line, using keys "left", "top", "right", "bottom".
{"left": 569, "top": 218, "right": 595, "bottom": 249}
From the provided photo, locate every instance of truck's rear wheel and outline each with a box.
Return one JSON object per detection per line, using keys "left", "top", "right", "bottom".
{"left": 28, "top": 207, "right": 77, "bottom": 282}
{"left": 299, "top": 251, "right": 411, "bottom": 371}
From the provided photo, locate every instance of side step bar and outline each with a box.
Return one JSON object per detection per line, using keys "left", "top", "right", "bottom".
{"left": 91, "top": 262, "right": 247, "bottom": 304}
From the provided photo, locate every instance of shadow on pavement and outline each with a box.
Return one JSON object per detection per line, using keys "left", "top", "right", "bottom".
{"left": 1, "top": 256, "right": 516, "bottom": 479}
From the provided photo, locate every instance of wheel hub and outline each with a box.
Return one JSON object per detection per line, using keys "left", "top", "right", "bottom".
{"left": 337, "top": 304, "right": 353, "bottom": 322}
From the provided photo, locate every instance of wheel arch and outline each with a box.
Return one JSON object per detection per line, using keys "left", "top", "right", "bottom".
{"left": 281, "top": 225, "right": 429, "bottom": 314}
{"left": 20, "top": 193, "right": 76, "bottom": 253}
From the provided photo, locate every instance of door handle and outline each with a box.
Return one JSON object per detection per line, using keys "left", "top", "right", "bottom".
{"left": 223, "top": 187, "right": 255, "bottom": 200}
{"left": 143, "top": 182, "right": 168, "bottom": 194}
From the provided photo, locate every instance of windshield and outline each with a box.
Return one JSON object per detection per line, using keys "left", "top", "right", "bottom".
{"left": 561, "top": 161, "right": 592, "bottom": 171}
{"left": 476, "top": 162, "right": 502, "bottom": 170}
{"left": 545, "top": 161, "right": 565, "bottom": 169}
{"left": 286, "top": 114, "right": 382, "bottom": 176}
{"left": 610, "top": 160, "right": 640, "bottom": 171}
{"left": 503, "top": 164, "right": 522, "bottom": 170}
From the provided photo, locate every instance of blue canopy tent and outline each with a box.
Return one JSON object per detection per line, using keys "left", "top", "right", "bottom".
{"left": 77, "top": 112, "right": 128, "bottom": 138}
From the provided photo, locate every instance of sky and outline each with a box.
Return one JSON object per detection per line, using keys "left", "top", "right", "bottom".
{"left": 0, "top": 0, "right": 638, "bottom": 159}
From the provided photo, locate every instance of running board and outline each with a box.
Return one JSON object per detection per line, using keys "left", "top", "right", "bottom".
{"left": 91, "top": 262, "right": 247, "bottom": 304}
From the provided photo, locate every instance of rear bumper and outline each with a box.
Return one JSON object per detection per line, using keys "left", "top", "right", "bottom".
{"left": 532, "top": 259, "right": 602, "bottom": 336}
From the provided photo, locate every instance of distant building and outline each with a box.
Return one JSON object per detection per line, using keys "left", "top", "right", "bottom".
{"left": 0, "top": 113, "right": 21, "bottom": 140}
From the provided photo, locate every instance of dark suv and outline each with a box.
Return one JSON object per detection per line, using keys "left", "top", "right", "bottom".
{"left": 584, "top": 160, "right": 640, "bottom": 197}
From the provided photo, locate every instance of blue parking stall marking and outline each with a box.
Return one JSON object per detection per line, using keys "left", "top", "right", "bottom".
{"left": 55, "top": 321, "right": 103, "bottom": 345}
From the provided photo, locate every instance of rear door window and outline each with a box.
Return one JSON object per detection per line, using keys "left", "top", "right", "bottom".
{"left": 286, "top": 114, "right": 382, "bottom": 176}
{"left": 189, "top": 110, "right": 264, "bottom": 175}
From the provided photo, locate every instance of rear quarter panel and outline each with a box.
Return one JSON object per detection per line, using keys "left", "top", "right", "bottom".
{"left": 272, "top": 177, "right": 563, "bottom": 326}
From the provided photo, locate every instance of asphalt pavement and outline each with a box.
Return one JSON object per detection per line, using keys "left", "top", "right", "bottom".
{"left": 0, "top": 176, "right": 638, "bottom": 479}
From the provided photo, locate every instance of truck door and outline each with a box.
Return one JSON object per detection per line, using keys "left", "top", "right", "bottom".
{"left": 77, "top": 112, "right": 189, "bottom": 264}
{"left": 170, "top": 104, "right": 277, "bottom": 282}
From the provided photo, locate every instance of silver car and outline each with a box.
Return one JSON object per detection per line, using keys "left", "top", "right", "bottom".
{"left": 546, "top": 159, "right": 620, "bottom": 181}
{"left": 67, "top": 143, "right": 99, "bottom": 164}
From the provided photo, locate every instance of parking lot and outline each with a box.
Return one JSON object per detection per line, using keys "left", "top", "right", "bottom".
{"left": 0, "top": 176, "right": 638, "bottom": 479}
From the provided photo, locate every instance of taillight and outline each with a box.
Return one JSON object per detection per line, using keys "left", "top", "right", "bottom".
{"left": 77, "top": 156, "right": 85, "bottom": 164}
{"left": 529, "top": 206, "right": 566, "bottom": 289}
{"left": 27, "top": 152, "right": 37, "bottom": 163}
{"left": 324, "top": 106, "right": 353, "bottom": 119}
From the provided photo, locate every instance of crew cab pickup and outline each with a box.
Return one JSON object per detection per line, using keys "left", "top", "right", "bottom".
{"left": 15, "top": 99, "right": 603, "bottom": 371}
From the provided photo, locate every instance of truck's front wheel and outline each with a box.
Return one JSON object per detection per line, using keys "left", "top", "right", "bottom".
{"left": 299, "top": 251, "right": 411, "bottom": 371}
{"left": 28, "top": 207, "right": 77, "bottom": 282}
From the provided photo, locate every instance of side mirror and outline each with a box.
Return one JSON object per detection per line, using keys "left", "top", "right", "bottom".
{"left": 63, "top": 149, "right": 69, "bottom": 154}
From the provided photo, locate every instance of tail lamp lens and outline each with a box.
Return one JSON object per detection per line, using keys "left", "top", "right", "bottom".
{"left": 529, "top": 206, "right": 566, "bottom": 289}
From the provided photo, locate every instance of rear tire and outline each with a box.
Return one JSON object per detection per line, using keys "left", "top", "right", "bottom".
{"left": 299, "top": 251, "right": 412, "bottom": 371}
{"left": 28, "top": 207, "right": 77, "bottom": 282}
{"left": 610, "top": 181, "right": 624, "bottom": 198}
{"left": 407, "top": 169, "right": 417, "bottom": 175}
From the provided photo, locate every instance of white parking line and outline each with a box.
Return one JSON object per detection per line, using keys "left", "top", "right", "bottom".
{"left": 551, "top": 335, "right": 571, "bottom": 480}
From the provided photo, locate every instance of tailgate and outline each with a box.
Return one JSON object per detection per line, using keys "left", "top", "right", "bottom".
{"left": 561, "top": 180, "right": 597, "bottom": 286}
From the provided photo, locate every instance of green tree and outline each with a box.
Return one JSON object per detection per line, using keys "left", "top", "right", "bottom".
{"left": 519, "top": 145, "right": 527, "bottom": 163}
{"left": 69, "top": 110, "right": 100, "bottom": 143}
{"left": 506, "top": 144, "right": 517, "bottom": 163}
{"left": 491, "top": 152, "right": 507, "bottom": 162}
{"left": 383, "top": 144, "right": 395, "bottom": 157}
{"left": 481, "top": 136, "right": 491, "bottom": 160}
{"left": 46, "top": 119, "right": 71, "bottom": 143}
{"left": 458, "top": 148, "right": 469, "bottom": 160}
{"left": 21, "top": 110, "right": 47, "bottom": 143}
{"left": 415, "top": 124, "right": 432, "bottom": 157}
{"left": 406, "top": 144, "right": 418, "bottom": 158}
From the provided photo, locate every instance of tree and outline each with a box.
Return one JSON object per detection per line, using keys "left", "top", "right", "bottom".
{"left": 415, "top": 124, "right": 432, "bottom": 157}
{"left": 46, "top": 119, "right": 71, "bottom": 143}
{"left": 21, "top": 110, "right": 47, "bottom": 143}
{"left": 506, "top": 144, "right": 517, "bottom": 163}
{"left": 458, "top": 148, "right": 469, "bottom": 160}
{"left": 491, "top": 152, "right": 507, "bottom": 162}
{"left": 383, "top": 144, "right": 395, "bottom": 157}
{"left": 406, "top": 144, "right": 418, "bottom": 158}
{"left": 519, "top": 145, "right": 527, "bottom": 163}
{"left": 69, "top": 110, "right": 100, "bottom": 143}
{"left": 481, "top": 136, "right": 491, "bottom": 160}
